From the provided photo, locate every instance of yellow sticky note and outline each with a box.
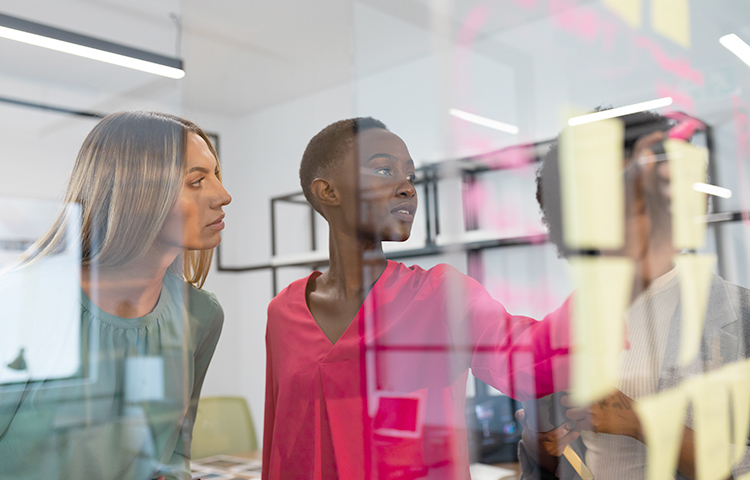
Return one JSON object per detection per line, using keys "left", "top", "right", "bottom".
{"left": 667, "top": 139, "right": 709, "bottom": 249}
{"left": 560, "top": 119, "right": 625, "bottom": 250}
{"left": 675, "top": 254, "right": 716, "bottom": 365}
{"left": 569, "top": 257, "right": 634, "bottom": 405}
{"left": 636, "top": 387, "right": 690, "bottom": 480}
{"left": 689, "top": 373, "right": 732, "bottom": 480}
{"left": 603, "top": 0, "right": 643, "bottom": 29}
{"left": 718, "top": 360, "right": 750, "bottom": 465}
{"left": 651, "top": 0, "right": 691, "bottom": 48}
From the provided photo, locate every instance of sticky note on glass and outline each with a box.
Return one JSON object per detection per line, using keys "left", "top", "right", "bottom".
{"left": 560, "top": 119, "right": 625, "bottom": 250}
{"left": 603, "top": 0, "right": 643, "bottom": 29}
{"left": 666, "top": 138, "right": 708, "bottom": 250}
{"left": 569, "top": 257, "right": 634, "bottom": 405}
{"left": 651, "top": 0, "right": 691, "bottom": 48}
{"left": 689, "top": 373, "right": 732, "bottom": 480}
{"left": 636, "top": 387, "right": 689, "bottom": 480}
{"left": 675, "top": 254, "right": 715, "bottom": 365}
{"left": 718, "top": 360, "right": 750, "bottom": 465}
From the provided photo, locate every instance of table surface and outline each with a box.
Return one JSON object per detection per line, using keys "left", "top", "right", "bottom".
{"left": 228, "top": 451, "right": 520, "bottom": 476}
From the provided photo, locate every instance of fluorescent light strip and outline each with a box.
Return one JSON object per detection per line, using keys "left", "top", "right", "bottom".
{"left": 0, "top": 25, "right": 184, "bottom": 79}
{"left": 568, "top": 97, "right": 673, "bottom": 126}
{"left": 693, "top": 182, "right": 732, "bottom": 199}
{"left": 720, "top": 34, "right": 750, "bottom": 68}
{"left": 449, "top": 108, "right": 519, "bottom": 134}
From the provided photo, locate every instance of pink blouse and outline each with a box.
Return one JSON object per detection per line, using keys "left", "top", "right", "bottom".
{"left": 263, "top": 260, "right": 571, "bottom": 479}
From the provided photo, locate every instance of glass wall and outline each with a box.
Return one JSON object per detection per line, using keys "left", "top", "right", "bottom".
{"left": 1, "top": 1, "right": 750, "bottom": 479}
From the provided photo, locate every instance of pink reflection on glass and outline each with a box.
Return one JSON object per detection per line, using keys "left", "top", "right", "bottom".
{"left": 542, "top": 1, "right": 704, "bottom": 86}
{"left": 635, "top": 37, "right": 704, "bottom": 86}
{"left": 513, "top": 0, "right": 541, "bottom": 8}
{"left": 462, "top": 178, "right": 486, "bottom": 219}
{"left": 485, "top": 276, "right": 563, "bottom": 318}
{"left": 656, "top": 82, "right": 695, "bottom": 113}
{"left": 475, "top": 145, "right": 536, "bottom": 170}
{"left": 453, "top": 4, "right": 492, "bottom": 149}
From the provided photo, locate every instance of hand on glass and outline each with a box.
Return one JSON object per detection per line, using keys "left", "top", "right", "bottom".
{"left": 561, "top": 389, "right": 643, "bottom": 441}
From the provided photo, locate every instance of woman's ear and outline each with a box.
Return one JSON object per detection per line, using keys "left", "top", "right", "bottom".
{"left": 311, "top": 178, "right": 340, "bottom": 208}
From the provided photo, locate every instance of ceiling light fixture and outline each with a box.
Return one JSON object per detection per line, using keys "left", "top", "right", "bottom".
{"left": 568, "top": 97, "right": 673, "bottom": 126}
{"left": 693, "top": 182, "right": 732, "bottom": 199}
{"left": 720, "top": 34, "right": 750, "bottom": 68}
{"left": 449, "top": 108, "right": 519, "bottom": 134}
{"left": 0, "top": 13, "right": 185, "bottom": 79}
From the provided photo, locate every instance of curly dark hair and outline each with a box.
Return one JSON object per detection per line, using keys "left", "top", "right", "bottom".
{"left": 536, "top": 108, "right": 673, "bottom": 257}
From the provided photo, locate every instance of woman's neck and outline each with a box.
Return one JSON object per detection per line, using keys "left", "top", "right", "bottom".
{"left": 324, "top": 227, "right": 387, "bottom": 298}
{"left": 81, "top": 248, "right": 179, "bottom": 318}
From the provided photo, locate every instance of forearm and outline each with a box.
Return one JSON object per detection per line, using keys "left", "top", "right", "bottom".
{"left": 674, "top": 425, "right": 734, "bottom": 480}
{"left": 676, "top": 426, "right": 696, "bottom": 480}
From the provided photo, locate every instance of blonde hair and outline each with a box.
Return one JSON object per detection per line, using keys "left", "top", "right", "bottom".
{"left": 22, "top": 111, "right": 221, "bottom": 288}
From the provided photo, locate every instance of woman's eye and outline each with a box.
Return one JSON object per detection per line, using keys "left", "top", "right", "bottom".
{"left": 190, "top": 177, "right": 204, "bottom": 187}
{"left": 407, "top": 174, "right": 416, "bottom": 183}
{"left": 374, "top": 167, "right": 392, "bottom": 176}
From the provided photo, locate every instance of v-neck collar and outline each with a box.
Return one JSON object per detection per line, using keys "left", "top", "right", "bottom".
{"left": 302, "top": 260, "right": 395, "bottom": 348}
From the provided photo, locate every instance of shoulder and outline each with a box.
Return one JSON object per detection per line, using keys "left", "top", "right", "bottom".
{"left": 267, "top": 274, "right": 310, "bottom": 320}
{"left": 385, "top": 261, "right": 485, "bottom": 299}
{"left": 399, "top": 261, "right": 480, "bottom": 290}
{"left": 165, "top": 271, "right": 224, "bottom": 334}
{"left": 718, "top": 276, "right": 750, "bottom": 304}
{"left": 269, "top": 275, "right": 308, "bottom": 307}
{"left": 386, "top": 260, "right": 459, "bottom": 282}
{"left": 716, "top": 277, "right": 750, "bottom": 329}
{"left": 711, "top": 276, "right": 750, "bottom": 317}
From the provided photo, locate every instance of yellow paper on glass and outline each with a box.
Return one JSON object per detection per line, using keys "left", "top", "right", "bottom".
{"left": 718, "top": 360, "right": 750, "bottom": 465}
{"left": 690, "top": 373, "right": 732, "bottom": 480}
{"left": 666, "top": 140, "right": 708, "bottom": 250}
{"left": 636, "top": 387, "right": 690, "bottom": 480}
{"left": 560, "top": 119, "right": 625, "bottom": 251}
{"left": 675, "top": 254, "right": 716, "bottom": 365}
{"left": 603, "top": 0, "right": 643, "bottom": 29}
{"left": 651, "top": 0, "right": 691, "bottom": 48}
{"left": 569, "top": 257, "right": 634, "bottom": 405}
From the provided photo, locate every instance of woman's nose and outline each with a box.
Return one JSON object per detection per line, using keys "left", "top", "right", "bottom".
{"left": 396, "top": 177, "right": 416, "bottom": 197}
{"left": 214, "top": 182, "right": 232, "bottom": 206}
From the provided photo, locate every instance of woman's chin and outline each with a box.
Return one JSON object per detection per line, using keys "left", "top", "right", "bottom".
{"left": 183, "top": 237, "right": 221, "bottom": 252}
{"left": 356, "top": 222, "right": 414, "bottom": 245}
{"left": 383, "top": 228, "right": 411, "bottom": 243}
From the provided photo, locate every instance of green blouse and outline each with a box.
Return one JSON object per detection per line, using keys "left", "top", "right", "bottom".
{"left": 0, "top": 269, "right": 224, "bottom": 480}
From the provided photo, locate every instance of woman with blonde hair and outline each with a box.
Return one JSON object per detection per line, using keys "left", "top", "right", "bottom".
{"left": 0, "top": 111, "right": 231, "bottom": 480}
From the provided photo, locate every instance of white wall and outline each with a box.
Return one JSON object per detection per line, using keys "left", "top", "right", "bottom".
{"left": 198, "top": 82, "right": 354, "bottom": 441}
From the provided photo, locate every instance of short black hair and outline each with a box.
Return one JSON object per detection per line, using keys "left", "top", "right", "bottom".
{"left": 536, "top": 108, "right": 673, "bottom": 257}
{"left": 300, "top": 117, "right": 388, "bottom": 215}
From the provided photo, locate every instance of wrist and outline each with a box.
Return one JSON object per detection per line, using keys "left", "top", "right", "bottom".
{"left": 630, "top": 419, "right": 645, "bottom": 442}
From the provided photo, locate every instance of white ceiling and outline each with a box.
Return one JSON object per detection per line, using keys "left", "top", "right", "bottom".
{"left": 0, "top": 0, "right": 601, "bottom": 118}
{"left": 0, "top": 0, "right": 748, "bottom": 119}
